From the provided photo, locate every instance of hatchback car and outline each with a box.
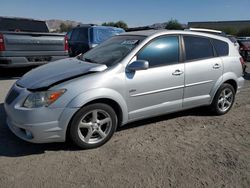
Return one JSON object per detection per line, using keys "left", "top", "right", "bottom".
{"left": 5, "top": 30, "right": 244, "bottom": 149}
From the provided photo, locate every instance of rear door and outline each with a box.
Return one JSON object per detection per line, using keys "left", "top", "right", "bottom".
{"left": 182, "top": 35, "right": 223, "bottom": 108}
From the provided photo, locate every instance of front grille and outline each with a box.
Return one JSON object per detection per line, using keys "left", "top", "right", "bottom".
{"left": 5, "top": 88, "right": 20, "bottom": 105}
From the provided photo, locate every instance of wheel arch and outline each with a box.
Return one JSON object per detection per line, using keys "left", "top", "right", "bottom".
{"left": 65, "top": 88, "right": 128, "bottom": 136}
{"left": 210, "top": 72, "right": 238, "bottom": 104}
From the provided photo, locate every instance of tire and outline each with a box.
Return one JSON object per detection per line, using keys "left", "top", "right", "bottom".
{"left": 69, "top": 103, "right": 118, "bottom": 149}
{"left": 211, "top": 83, "right": 235, "bottom": 115}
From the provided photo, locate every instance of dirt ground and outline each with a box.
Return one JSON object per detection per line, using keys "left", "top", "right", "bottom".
{"left": 0, "top": 65, "right": 249, "bottom": 188}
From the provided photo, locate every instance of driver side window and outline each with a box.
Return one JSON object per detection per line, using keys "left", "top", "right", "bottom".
{"left": 137, "top": 36, "right": 179, "bottom": 68}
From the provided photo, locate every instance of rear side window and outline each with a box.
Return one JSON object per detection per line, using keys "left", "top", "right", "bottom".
{"left": 70, "top": 28, "right": 89, "bottom": 41}
{"left": 212, "top": 39, "right": 229, "bottom": 56}
{"left": 184, "top": 36, "right": 214, "bottom": 61}
{"left": 137, "top": 36, "right": 179, "bottom": 67}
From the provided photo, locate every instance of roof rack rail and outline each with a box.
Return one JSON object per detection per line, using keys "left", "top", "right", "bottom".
{"left": 185, "top": 28, "right": 226, "bottom": 36}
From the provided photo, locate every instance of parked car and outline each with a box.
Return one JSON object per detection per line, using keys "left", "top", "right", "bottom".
{"left": 238, "top": 39, "right": 250, "bottom": 61}
{"left": 0, "top": 17, "right": 68, "bottom": 68}
{"left": 227, "top": 35, "right": 240, "bottom": 51}
{"left": 5, "top": 30, "right": 244, "bottom": 149}
{"left": 68, "top": 25, "right": 125, "bottom": 57}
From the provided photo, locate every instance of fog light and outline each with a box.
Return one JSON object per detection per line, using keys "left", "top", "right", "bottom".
{"left": 25, "top": 130, "right": 33, "bottom": 139}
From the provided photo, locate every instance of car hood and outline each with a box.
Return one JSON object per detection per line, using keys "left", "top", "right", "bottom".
{"left": 16, "top": 58, "right": 107, "bottom": 90}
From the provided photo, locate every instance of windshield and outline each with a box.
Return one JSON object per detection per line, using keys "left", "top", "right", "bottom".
{"left": 80, "top": 35, "right": 146, "bottom": 67}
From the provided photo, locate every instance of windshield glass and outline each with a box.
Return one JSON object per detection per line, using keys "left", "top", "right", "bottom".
{"left": 80, "top": 35, "right": 146, "bottom": 67}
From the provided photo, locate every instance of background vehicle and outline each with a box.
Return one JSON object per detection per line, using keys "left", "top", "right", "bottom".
{"left": 227, "top": 35, "right": 240, "bottom": 51}
{"left": 5, "top": 30, "right": 244, "bottom": 149}
{"left": 0, "top": 17, "right": 68, "bottom": 68}
{"left": 238, "top": 39, "right": 250, "bottom": 61}
{"left": 68, "top": 25, "right": 125, "bottom": 57}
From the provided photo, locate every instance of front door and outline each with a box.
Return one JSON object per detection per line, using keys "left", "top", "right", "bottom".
{"left": 125, "top": 35, "right": 185, "bottom": 121}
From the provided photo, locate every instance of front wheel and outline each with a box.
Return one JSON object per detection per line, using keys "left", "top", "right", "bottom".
{"left": 211, "top": 83, "right": 235, "bottom": 115}
{"left": 69, "top": 103, "right": 118, "bottom": 149}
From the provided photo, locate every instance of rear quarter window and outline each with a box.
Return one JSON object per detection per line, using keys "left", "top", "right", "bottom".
{"left": 212, "top": 39, "right": 229, "bottom": 57}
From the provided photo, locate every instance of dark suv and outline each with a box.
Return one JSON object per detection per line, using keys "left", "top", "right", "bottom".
{"left": 238, "top": 39, "right": 250, "bottom": 61}
{"left": 68, "top": 25, "right": 125, "bottom": 57}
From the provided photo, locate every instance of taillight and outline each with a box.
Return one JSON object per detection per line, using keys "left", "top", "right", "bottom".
{"left": 64, "top": 35, "right": 69, "bottom": 52}
{"left": 240, "top": 57, "right": 245, "bottom": 65}
{"left": 240, "top": 57, "right": 245, "bottom": 71}
{"left": 0, "top": 33, "right": 5, "bottom": 51}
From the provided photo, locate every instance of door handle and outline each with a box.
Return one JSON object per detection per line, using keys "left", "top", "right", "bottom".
{"left": 213, "top": 63, "right": 221, "bottom": 69}
{"left": 172, "top": 70, "right": 184, "bottom": 76}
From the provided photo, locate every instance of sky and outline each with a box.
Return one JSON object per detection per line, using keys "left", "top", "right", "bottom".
{"left": 1, "top": 0, "right": 250, "bottom": 27}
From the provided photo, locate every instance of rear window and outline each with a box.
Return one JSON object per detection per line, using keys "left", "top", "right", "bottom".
{"left": 184, "top": 36, "right": 214, "bottom": 61}
{"left": 70, "top": 27, "right": 89, "bottom": 41}
{"left": 90, "top": 27, "right": 124, "bottom": 44}
{"left": 212, "top": 39, "right": 229, "bottom": 57}
{"left": 0, "top": 17, "right": 48, "bottom": 32}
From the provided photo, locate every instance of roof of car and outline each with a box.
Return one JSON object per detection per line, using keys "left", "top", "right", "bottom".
{"left": 122, "top": 30, "right": 160, "bottom": 36}
{"left": 121, "top": 29, "right": 231, "bottom": 42}
{"left": 75, "top": 24, "right": 124, "bottom": 31}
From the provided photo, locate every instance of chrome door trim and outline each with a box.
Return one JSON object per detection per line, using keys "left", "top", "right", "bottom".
{"left": 185, "top": 80, "right": 213, "bottom": 88}
{"left": 130, "top": 85, "right": 184, "bottom": 97}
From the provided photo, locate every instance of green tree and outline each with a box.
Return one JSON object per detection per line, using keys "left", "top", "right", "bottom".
{"left": 237, "top": 27, "right": 250, "bottom": 37}
{"left": 221, "top": 27, "right": 237, "bottom": 36}
{"left": 102, "top": 22, "right": 116, "bottom": 27}
{"left": 102, "top": 20, "right": 128, "bottom": 30}
{"left": 165, "top": 19, "right": 183, "bottom": 30}
{"left": 59, "top": 23, "right": 73, "bottom": 33}
{"left": 114, "top": 21, "right": 128, "bottom": 30}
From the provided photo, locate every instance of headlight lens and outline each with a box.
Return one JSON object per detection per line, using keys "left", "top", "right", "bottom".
{"left": 23, "top": 89, "right": 66, "bottom": 108}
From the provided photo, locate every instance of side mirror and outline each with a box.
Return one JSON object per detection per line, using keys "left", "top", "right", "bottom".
{"left": 127, "top": 60, "right": 149, "bottom": 71}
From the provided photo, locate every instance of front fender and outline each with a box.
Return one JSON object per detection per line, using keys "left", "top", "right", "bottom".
{"left": 66, "top": 88, "right": 128, "bottom": 124}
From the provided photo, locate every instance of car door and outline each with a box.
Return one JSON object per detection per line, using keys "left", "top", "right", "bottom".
{"left": 182, "top": 35, "right": 223, "bottom": 109}
{"left": 125, "top": 35, "right": 185, "bottom": 121}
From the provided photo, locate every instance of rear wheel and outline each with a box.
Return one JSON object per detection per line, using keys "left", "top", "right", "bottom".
{"left": 211, "top": 83, "right": 235, "bottom": 115}
{"left": 69, "top": 103, "right": 117, "bottom": 149}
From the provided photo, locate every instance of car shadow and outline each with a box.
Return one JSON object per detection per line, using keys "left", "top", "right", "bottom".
{"left": 0, "top": 67, "right": 34, "bottom": 79}
{"left": 117, "top": 106, "right": 210, "bottom": 132}
{"left": 243, "top": 71, "right": 250, "bottom": 81}
{"left": 0, "top": 102, "right": 212, "bottom": 157}
{"left": 0, "top": 103, "right": 79, "bottom": 157}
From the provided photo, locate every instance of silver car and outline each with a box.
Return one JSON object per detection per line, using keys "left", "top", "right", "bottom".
{"left": 4, "top": 30, "right": 245, "bottom": 149}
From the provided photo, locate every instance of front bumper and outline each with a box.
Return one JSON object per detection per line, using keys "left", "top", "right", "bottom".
{"left": 6, "top": 117, "right": 64, "bottom": 143}
{"left": 4, "top": 84, "right": 78, "bottom": 143}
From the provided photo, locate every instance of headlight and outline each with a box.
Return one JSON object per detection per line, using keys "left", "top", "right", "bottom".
{"left": 23, "top": 89, "right": 66, "bottom": 108}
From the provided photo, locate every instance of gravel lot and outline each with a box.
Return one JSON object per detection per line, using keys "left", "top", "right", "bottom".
{"left": 0, "top": 65, "right": 250, "bottom": 188}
